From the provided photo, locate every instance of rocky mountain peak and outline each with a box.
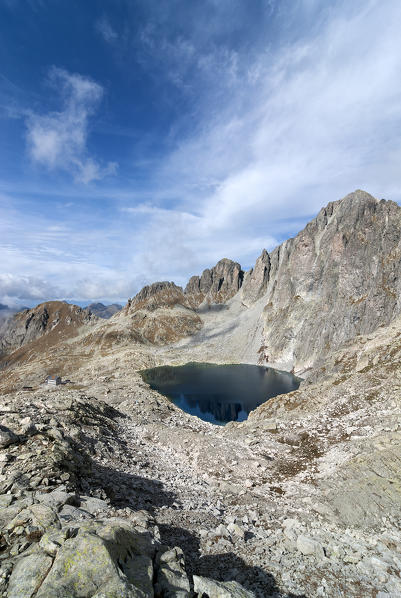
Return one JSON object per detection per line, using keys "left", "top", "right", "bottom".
{"left": 115, "top": 281, "right": 202, "bottom": 345}
{"left": 85, "top": 302, "right": 122, "bottom": 319}
{"left": 127, "top": 281, "right": 188, "bottom": 312}
{"left": 185, "top": 258, "right": 244, "bottom": 306}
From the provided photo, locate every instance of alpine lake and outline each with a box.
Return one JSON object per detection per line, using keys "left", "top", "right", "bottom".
{"left": 140, "top": 362, "right": 302, "bottom": 425}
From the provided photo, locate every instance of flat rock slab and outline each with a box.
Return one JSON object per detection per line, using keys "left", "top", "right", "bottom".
{"left": 193, "top": 575, "right": 256, "bottom": 598}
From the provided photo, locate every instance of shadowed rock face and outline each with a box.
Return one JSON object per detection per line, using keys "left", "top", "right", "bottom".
{"left": 250, "top": 190, "right": 401, "bottom": 373}
{"left": 185, "top": 258, "right": 244, "bottom": 306}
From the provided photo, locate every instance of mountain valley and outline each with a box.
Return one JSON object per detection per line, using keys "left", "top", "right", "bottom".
{"left": 0, "top": 190, "right": 401, "bottom": 597}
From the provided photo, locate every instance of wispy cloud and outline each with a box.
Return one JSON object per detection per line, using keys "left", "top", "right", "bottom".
{"left": 26, "top": 68, "right": 117, "bottom": 183}
{"left": 96, "top": 16, "right": 118, "bottom": 44}
{"left": 151, "top": 1, "right": 401, "bottom": 225}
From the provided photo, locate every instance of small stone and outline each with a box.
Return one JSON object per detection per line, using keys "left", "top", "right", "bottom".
{"left": 78, "top": 496, "right": 109, "bottom": 515}
{"left": 228, "top": 523, "right": 245, "bottom": 540}
{"left": 263, "top": 420, "right": 277, "bottom": 431}
{"left": 297, "top": 534, "right": 325, "bottom": 559}
{"left": 215, "top": 524, "right": 230, "bottom": 538}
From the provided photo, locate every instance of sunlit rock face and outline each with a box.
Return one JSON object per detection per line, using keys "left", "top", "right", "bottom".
{"left": 115, "top": 190, "right": 401, "bottom": 373}
{"left": 242, "top": 249, "right": 270, "bottom": 306}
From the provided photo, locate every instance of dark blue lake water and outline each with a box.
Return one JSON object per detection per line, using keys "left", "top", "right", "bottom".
{"left": 140, "top": 362, "right": 301, "bottom": 425}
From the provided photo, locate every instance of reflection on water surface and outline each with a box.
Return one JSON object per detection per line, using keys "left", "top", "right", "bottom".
{"left": 140, "top": 362, "right": 301, "bottom": 425}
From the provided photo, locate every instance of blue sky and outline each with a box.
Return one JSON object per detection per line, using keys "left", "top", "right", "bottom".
{"left": 1, "top": 0, "right": 401, "bottom": 306}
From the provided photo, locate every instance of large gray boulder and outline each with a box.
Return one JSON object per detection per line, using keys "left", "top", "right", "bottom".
{"left": 7, "top": 552, "right": 54, "bottom": 598}
{"left": 35, "top": 518, "right": 155, "bottom": 598}
{"left": 154, "top": 546, "right": 191, "bottom": 597}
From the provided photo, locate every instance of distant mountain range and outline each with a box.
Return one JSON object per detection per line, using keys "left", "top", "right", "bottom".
{"left": 85, "top": 302, "right": 122, "bottom": 319}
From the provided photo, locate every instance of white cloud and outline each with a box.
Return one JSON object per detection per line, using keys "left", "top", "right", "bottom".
{"left": 0, "top": 273, "right": 61, "bottom": 306}
{"left": 26, "top": 68, "right": 117, "bottom": 183}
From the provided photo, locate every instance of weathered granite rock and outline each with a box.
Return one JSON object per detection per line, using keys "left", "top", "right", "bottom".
{"left": 154, "top": 546, "right": 190, "bottom": 597}
{"left": 0, "top": 424, "right": 18, "bottom": 448}
{"left": 7, "top": 552, "right": 54, "bottom": 598}
{"left": 35, "top": 518, "right": 155, "bottom": 598}
{"left": 79, "top": 495, "right": 109, "bottom": 514}
{"left": 35, "top": 488, "right": 77, "bottom": 511}
{"left": 296, "top": 534, "right": 325, "bottom": 558}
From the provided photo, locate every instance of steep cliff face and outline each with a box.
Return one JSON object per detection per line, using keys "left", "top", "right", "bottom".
{"left": 0, "top": 301, "right": 96, "bottom": 358}
{"left": 242, "top": 249, "right": 270, "bottom": 306}
{"left": 113, "top": 190, "right": 401, "bottom": 368}
{"left": 185, "top": 258, "right": 244, "bottom": 306}
{"left": 247, "top": 190, "right": 401, "bottom": 373}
